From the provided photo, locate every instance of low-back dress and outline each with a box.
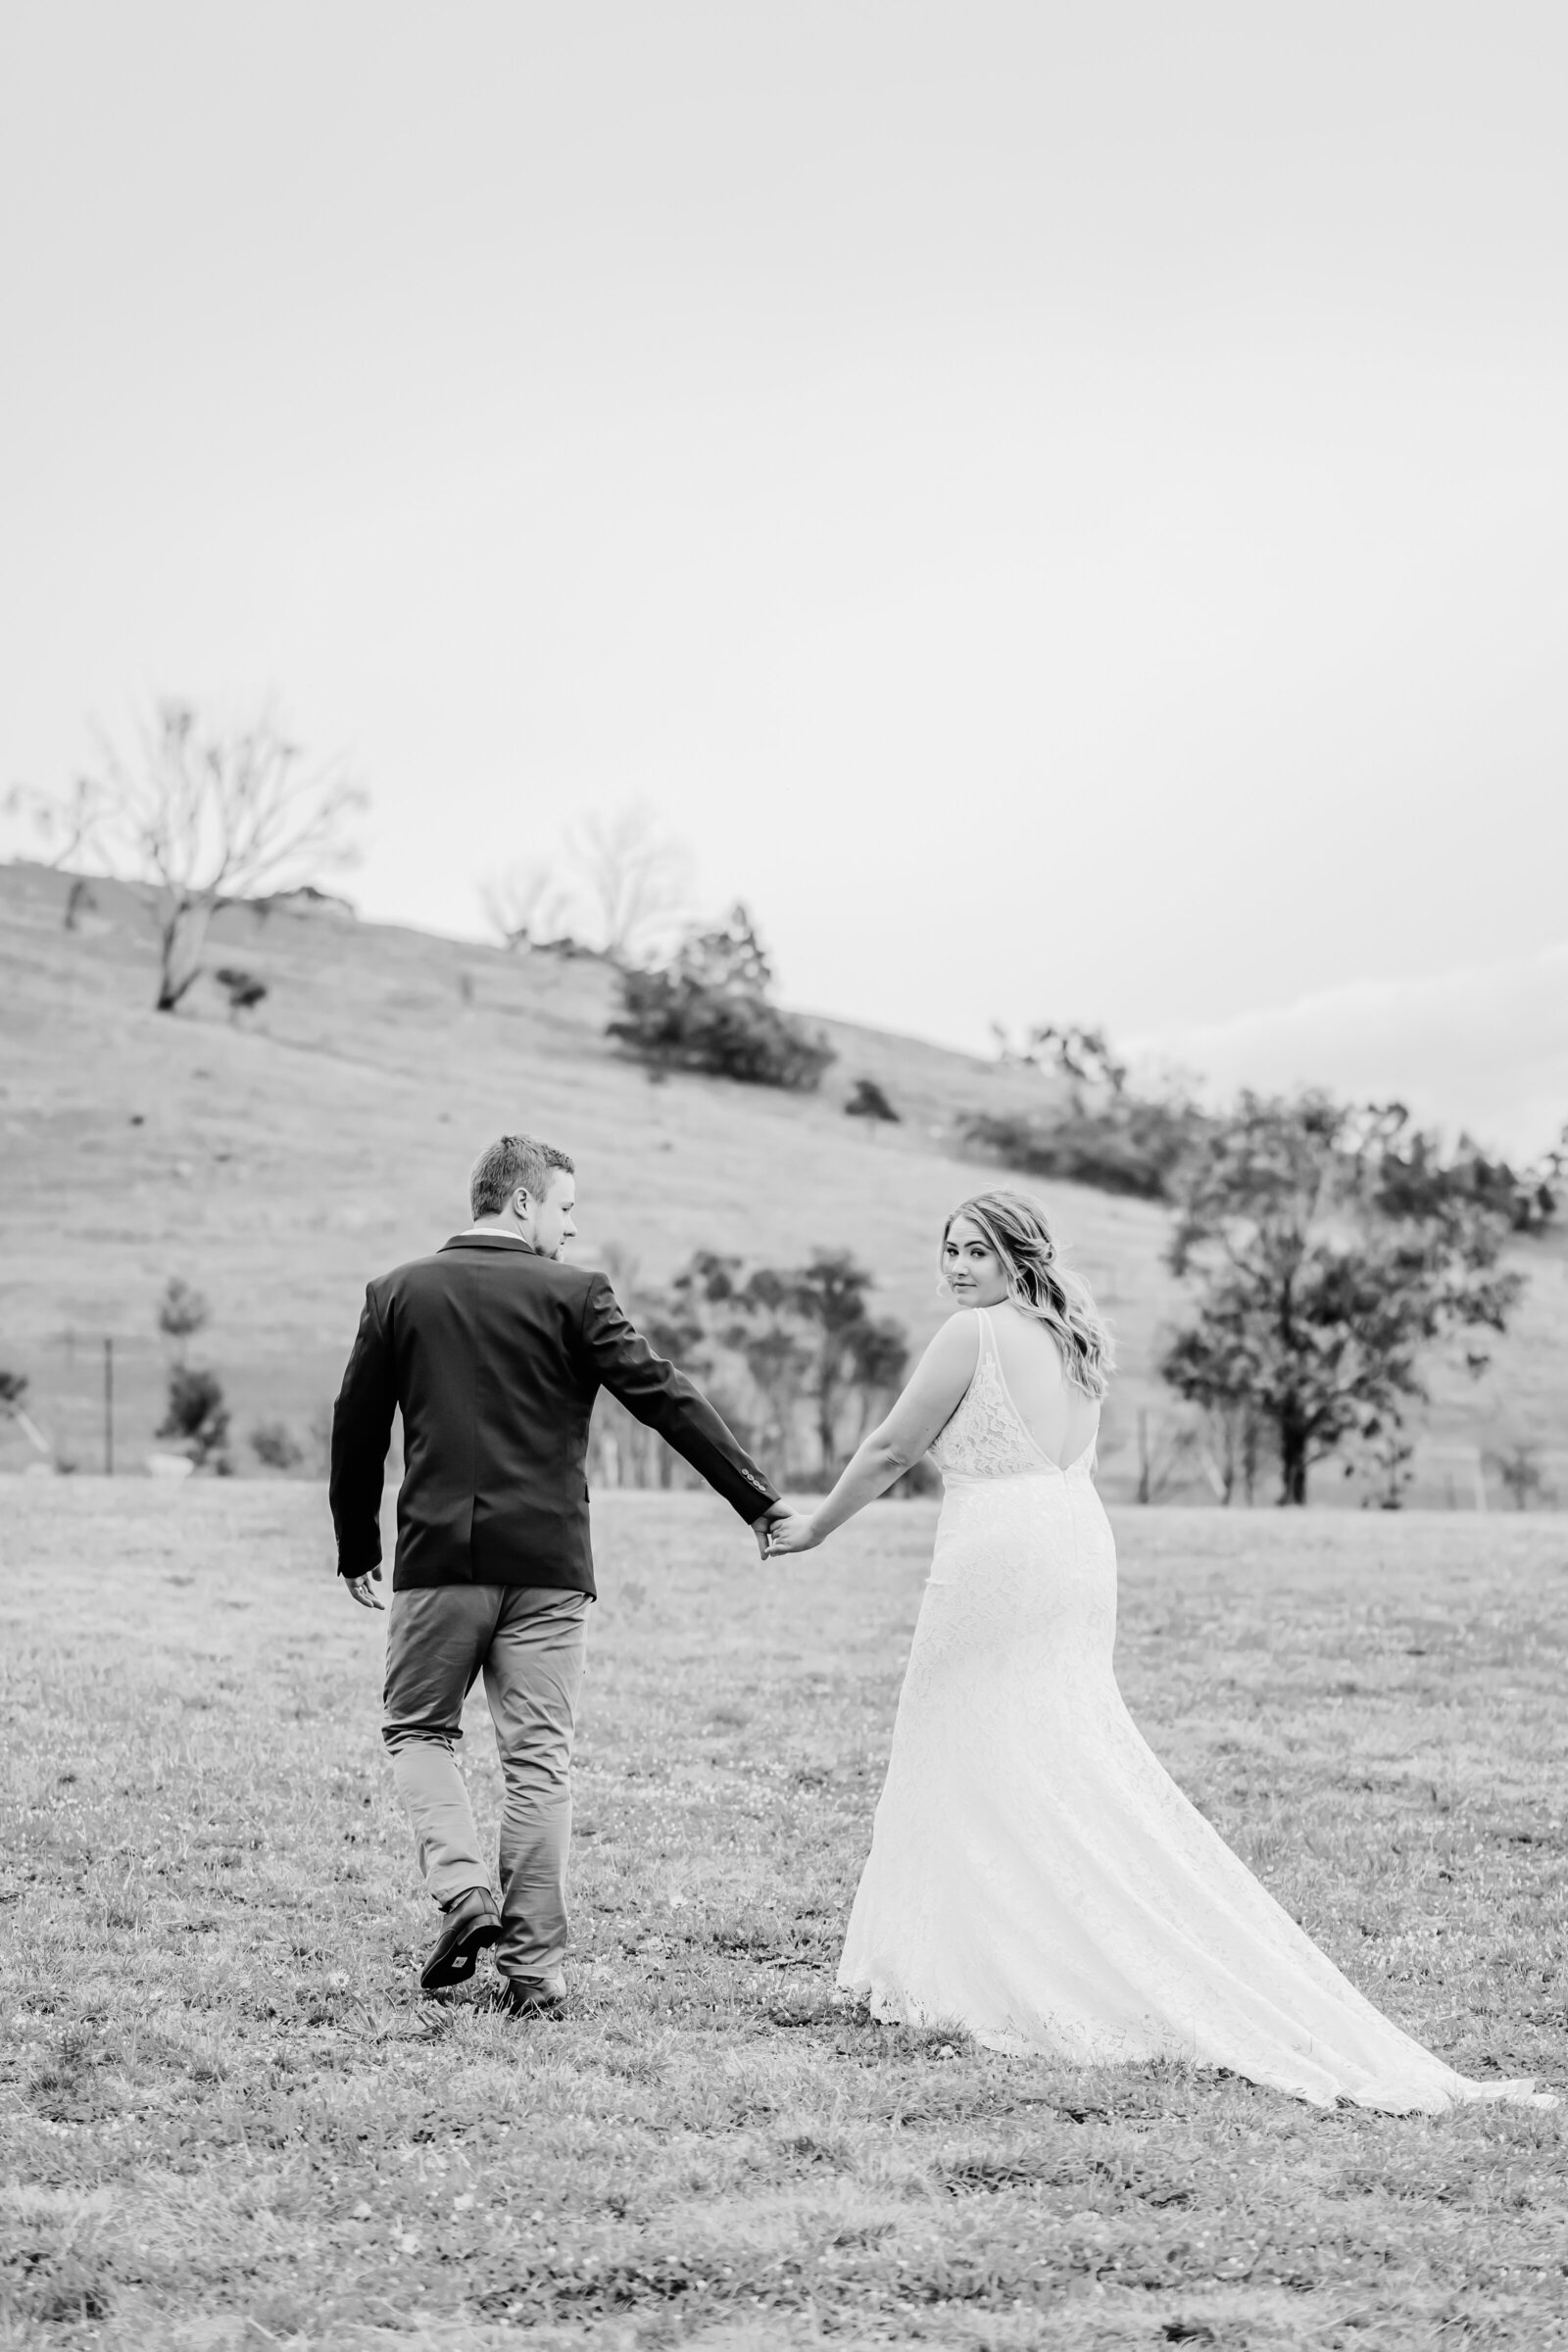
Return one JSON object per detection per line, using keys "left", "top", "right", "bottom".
{"left": 836, "top": 1307, "right": 1553, "bottom": 2112}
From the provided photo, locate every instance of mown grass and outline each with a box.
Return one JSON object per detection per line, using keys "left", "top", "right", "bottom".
{"left": 0, "top": 1481, "right": 1564, "bottom": 2350}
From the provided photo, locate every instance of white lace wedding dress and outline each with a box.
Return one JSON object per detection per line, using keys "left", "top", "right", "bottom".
{"left": 838, "top": 1310, "right": 1553, "bottom": 2113}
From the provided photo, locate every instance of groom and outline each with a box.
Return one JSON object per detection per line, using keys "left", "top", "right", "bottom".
{"left": 329, "top": 1133, "right": 785, "bottom": 2016}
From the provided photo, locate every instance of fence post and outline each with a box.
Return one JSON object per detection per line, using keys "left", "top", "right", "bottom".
{"left": 103, "top": 1337, "right": 115, "bottom": 1477}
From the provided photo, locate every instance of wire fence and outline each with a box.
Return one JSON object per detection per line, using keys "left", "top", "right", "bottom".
{"left": 5, "top": 1323, "right": 1564, "bottom": 1513}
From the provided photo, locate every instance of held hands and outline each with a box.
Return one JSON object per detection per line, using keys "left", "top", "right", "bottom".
{"left": 752, "top": 1502, "right": 791, "bottom": 1562}
{"left": 748, "top": 1503, "right": 824, "bottom": 1560}
{"left": 763, "top": 1511, "right": 824, "bottom": 1557}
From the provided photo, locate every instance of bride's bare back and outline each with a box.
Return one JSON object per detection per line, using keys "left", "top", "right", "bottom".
{"left": 984, "top": 1299, "right": 1100, "bottom": 1471}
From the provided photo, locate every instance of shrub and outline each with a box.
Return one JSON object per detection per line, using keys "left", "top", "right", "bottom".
{"left": 607, "top": 905, "right": 835, "bottom": 1092}
{"left": 962, "top": 1096, "right": 1201, "bottom": 1200}
{"left": 967, "top": 1023, "right": 1205, "bottom": 1200}
{"left": 158, "top": 1366, "right": 230, "bottom": 1468}
{"left": 846, "top": 1076, "right": 900, "bottom": 1122}
{"left": 1489, "top": 1443, "right": 1554, "bottom": 1509}
{"left": 250, "top": 1419, "right": 304, "bottom": 1472}
{"left": 215, "top": 966, "right": 269, "bottom": 1013}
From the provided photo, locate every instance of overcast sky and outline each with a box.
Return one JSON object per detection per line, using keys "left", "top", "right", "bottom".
{"left": 3, "top": 3, "right": 1564, "bottom": 1152}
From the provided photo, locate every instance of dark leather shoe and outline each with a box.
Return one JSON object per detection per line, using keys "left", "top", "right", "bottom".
{"left": 495, "top": 1976, "right": 565, "bottom": 2021}
{"left": 419, "top": 1887, "right": 501, "bottom": 1991}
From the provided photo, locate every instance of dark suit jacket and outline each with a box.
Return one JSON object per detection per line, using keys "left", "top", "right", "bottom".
{"left": 329, "top": 1232, "right": 778, "bottom": 1593}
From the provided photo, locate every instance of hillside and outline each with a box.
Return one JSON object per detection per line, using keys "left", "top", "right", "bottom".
{"left": 2, "top": 858, "right": 1564, "bottom": 1504}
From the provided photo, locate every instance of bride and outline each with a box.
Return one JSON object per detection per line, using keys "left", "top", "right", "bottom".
{"left": 765, "top": 1189, "right": 1553, "bottom": 2113}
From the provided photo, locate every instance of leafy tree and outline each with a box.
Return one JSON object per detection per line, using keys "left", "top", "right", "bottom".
{"left": 629, "top": 1245, "right": 909, "bottom": 1484}
{"left": 1160, "top": 1093, "right": 1525, "bottom": 1506}
{"left": 14, "top": 698, "right": 366, "bottom": 1009}
{"left": 1379, "top": 1129, "right": 1558, "bottom": 1238}
{"left": 583, "top": 1244, "right": 910, "bottom": 1490}
{"left": 992, "top": 1021, "right": 1130, "bottom": 1092}
{"left": 783, "top": 1251, "right": 909, "bottom": 1474}
{"left": 608, "top": 905, "right": 836, "bottom": 1092}
{"left": 158, "top": 1278, "right": 211, "bottom": 1355}
{"left": 650, "top": 1251, "right": 808, "bottom": 1474}
{"left": 697, "top": 1250, "right": 908, "bottom": 1480}
{"left": 721, "top": 1275, "right": 817, "bottom": 1475}
{"left": 586, "top": 1250, "right": 754, "bottom": 1490}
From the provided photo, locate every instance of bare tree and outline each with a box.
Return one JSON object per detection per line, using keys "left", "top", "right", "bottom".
{"left": 480, "top": 801, "right": 690, "bottom": 964}
{"left": 22, "top": 699, "right": 367, "bottom": 1009}
{"left": 481, "top": 858, "right": 578, "bottom": 953}
{"left": 4, "top": 775, "right": 112, "bottom": 873}
{"left": 568, "top": 803, "right": 690, "bottom": 963}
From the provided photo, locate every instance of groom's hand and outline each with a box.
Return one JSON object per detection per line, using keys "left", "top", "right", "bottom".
{"left": 751, "top": 1502, "right": 790, "bottom": 1562}
{"left": 345, "top": 1570, "right": 385, "bottom": 1611}
{"left": 761, "top": 1511, "right": 822, "bottom": 1556}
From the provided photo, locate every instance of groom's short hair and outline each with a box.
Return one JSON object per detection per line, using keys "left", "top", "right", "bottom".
{"left": 469, "top": 1134, "right": 575, "bottom": 1218}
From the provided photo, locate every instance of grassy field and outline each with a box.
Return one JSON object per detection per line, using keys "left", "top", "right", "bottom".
{"left": 1, "top": 1483, "right": 1564, "bottom": 2350}
{"left": 3, "top": 854, "right": 1565, "bottom": 1503}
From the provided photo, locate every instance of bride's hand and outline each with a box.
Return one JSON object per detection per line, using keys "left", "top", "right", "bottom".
{"left": 764, "top": 1511, "right": 823, "bottom": 1557}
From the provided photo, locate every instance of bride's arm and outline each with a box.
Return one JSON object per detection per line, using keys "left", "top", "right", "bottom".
{"left": 766, "top": 1313, "right": 980, "bottom": 1551}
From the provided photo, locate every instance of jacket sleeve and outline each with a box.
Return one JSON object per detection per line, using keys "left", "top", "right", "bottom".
{"left": 329, "top": 1284, "right": 397, "bottom": 1577}
{"left": 576, "top": 1275, "right": 780, "bottom": 1522}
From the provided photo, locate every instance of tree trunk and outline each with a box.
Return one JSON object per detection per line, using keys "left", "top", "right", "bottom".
{"left": 815, "top": 1359, "right": 843, "bottom": 1483}
{"left": 156, "top": 893, "right": 215, "bottom": 1011}
{"left": 1278, "top": 1422, "right": 1309, "bottom": 1505}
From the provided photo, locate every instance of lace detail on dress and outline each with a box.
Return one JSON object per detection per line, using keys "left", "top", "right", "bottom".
{"left": 929, "top": 1310, "right": 1085, "bottom": 1481}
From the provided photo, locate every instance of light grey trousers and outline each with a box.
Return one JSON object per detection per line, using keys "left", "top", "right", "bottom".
{"left": 382, "top": 1583, "right": 589, "bottom": 1985}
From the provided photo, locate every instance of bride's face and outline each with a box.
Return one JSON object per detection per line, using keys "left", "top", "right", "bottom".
{"left": 942, "top": 1215, "right": 1010, "bottom": 1307}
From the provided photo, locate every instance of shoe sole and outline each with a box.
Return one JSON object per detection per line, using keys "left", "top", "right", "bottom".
{"left": 419, "top": 1917, "right": 502, "bottom": 1992}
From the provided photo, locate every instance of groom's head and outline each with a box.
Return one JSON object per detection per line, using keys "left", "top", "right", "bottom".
{"left": 469, "top": 1134, "right": 577, "bottom": 1258}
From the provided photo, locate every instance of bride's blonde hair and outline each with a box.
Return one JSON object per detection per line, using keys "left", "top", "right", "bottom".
{"left": 942, "top": 1189, "right": 1114, "bottom": 1400}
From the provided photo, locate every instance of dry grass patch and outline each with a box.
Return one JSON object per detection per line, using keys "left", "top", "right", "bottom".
{"left": 0, "top": 1482, "right": 1564, "bottom": 2349}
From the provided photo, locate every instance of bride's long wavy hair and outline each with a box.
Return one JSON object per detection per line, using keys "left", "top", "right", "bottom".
{"left": 942, "top": 1189, "right": 1114, "bottom": 1400}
